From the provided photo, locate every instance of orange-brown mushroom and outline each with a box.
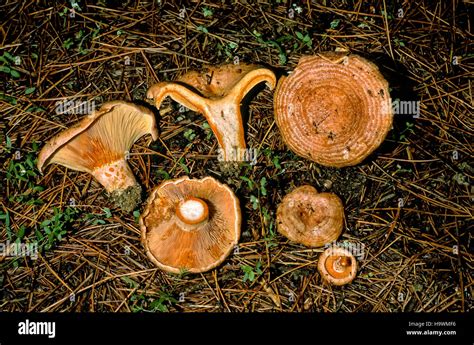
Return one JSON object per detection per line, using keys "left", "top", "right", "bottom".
{"left": 276, "top": 185, "right": 344, "bottom": 247}
{"left": 274, "top": 52, "right": 393, "bottom": 167}
{"left": 147, "top": 64, "right": 276, "bottom": 162}
{"left": 318, "top": 246, "right": 357, "bottom": 285}
{"left": 140, "top": 176, "right": 241, "bottom": 273}
{"left": 37, "top": 101, "right": 158, "bottom": 212}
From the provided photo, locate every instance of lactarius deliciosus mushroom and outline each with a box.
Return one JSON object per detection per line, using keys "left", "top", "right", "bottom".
{"left": 37, "top": 101, "right": 158, "bottom": 212}
{"left": 147, "top": 63, "right": 276, "bottom": 163}
{"left": 276, "top": 185, "right": 344, "bottom": 247}
{"left": 274, "top": 52, "right": 393, "bottom": 167}
{"left": 140, "top": 176, "right": 241, "bottom": 273}
{"left": 318, "top": 246, "right": 357, "bottom": 285}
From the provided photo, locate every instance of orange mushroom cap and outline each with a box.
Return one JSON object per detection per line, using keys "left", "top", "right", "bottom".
{"left": 318, "top": 246, "right": 357, "bottom": 285}
{"left": 274, "top": 52, "right": 393, "bottom": 167}
{"left": 140, "top": 176, "right": 241, "bottom": 273}
{"left": 37, "top": 101, "right": 158, "bottom": 212}
{"left": 276, "top": 185, "right": 344, "bottom": 247}
{"left": 147, "top": 64, "right": 276, "bottom": 163}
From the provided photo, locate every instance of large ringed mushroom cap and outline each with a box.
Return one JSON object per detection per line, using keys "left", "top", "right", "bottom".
{"left": 37, "top": 100, "right": 158, "bottom": 212}
{"left": 147, "top": 63, "right": 276, "bottom": 163}
{"left": 274, "top": 52, "right": 393, "bottom": 167}
{"left": 140, "top": 176, "right": 241, "bottom": 274}
{"left": 276, "top": 185, "right": 344, "bottom": 247}
{"left": 318, "top": 246, "right": 357, "bottom": 285}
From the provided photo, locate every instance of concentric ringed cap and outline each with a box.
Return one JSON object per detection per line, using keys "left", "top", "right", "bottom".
{"left": 274, "top": 52, "right": 393, "bottom": 167}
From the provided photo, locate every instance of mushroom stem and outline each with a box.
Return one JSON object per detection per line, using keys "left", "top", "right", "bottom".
{"left": 92, "top": 159, "right": 137, "bottom": 193}
{"left": 332, "top": 256, "right": 352, "bottom": 273}
{"left": 176, "top": 197, "right": 209, "bottom": 226}
{"left": 147, "top": 67, "right": 276, "bottom": 162}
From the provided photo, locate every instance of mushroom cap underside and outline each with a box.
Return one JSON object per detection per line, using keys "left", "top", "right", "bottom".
{"left": 37, "top": 101, "right": 158, "bottom": 173}
{"left": 140, "top": 176, "right": 241, "bottom": 273}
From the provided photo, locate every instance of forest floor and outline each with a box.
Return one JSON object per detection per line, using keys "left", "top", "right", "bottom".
{"left": 0, "top": 0, "right": 472, "bottom": 312}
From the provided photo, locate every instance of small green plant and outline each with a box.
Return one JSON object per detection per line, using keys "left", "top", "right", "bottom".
{"left": 329, "top": 19, "right": 341, "bottom": 29}
{"left": 0, "top": 210, "right": 13, "bottom": 241}
{"left": 262, "top": 148, "right": 283, "bottom": 170}
{"left": 202, "top": 6, "right": 214, "bottom": 17}
{"left": 178, "top": 158, "right": 190, "bottom": 174}
{"left": 241, "top": 260, "right": 263, "bottom": 282}
{"left": 0, "top": 51, "right": 21, "bottom": 78}
{"left": 250, "top": 195, "right": 259, "bottom": 210}
{"left": 183, "top": 128, "right": 196, "bottom": 141}
{"left": 196, "top": 25, "right": 209, "bottom": 34}
{"left": 61, "top": 27, "right": 97, "bottom": 55}
{"left": 201, "top": 121, "right": 213, "bottom": 139}
{"left": 216, "top": 41, "right": 238, "bottom": 59}
{"left": 252, "top": 30, "right": 287, "bottom": 65}
{"left": 83, "top": 208, "right": 114, "bottom": 225}
{"left": 36, "top": 207, "right": 79, "bottom": 251}
{"left": 398, "top": 121, "right": 415, "bottom": 141}
{"left": 295, "top": 31, "right": 312, "bottom": 49}
{"left": 133, "top": 210, "right": 141, "bottom": 223}
{"left": 126, "top": 280, "right": 178, "bottom": 313}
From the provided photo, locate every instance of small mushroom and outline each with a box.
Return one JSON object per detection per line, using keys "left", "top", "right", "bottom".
{"left": 318, "top": 246, "right": 357, "bottom": 285}
{"left": 276, "top": 185, "right": 344, "bottom": 247}
{"left": 147, "top": 64, "right": 276, "bottom": 162}
{"left": 140, "top": 176, "right": 241, "bottom": 273}
{"left": 37, "top": 101, "right": 158, "bottom": 212}
{"left": 274, "top": 52, "right": 393, "bottom": 167}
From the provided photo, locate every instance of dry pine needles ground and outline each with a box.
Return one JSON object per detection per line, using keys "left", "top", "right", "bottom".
{"left": 0, "top": 0, "right": 472, "bottom": 312}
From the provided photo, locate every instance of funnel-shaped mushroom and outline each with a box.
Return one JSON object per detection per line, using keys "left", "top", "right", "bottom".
{"left": 147, "top": 64, "right": 276, "bottom": 162}
{"left": 274, "top": 52, "right": 393, "bottom": 167}
{"left": 318, "top": 246, "right": 357, "bottom": 285}
{"left": 37, "top": 101, "right": 158, "bottom": 212}
{"left": 140, "top": 176, "right": 241, "bottom": 273}
{"left": 276, "top": 185, "right": 344, "bottom": 247}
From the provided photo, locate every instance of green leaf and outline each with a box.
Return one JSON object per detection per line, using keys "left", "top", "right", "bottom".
{"left": 196, "top": 25, "right": 208, "bottom": 34}
{"left": 103, "top": 207, "right": 112, "bottom": 218}
{"left": 0, "top": 65, "right": 11, "bottom": 73}
{"left": 260, "top": 177, "right": 267, "bottom": 196}
{"left": 278, "top": 52, "right": 287, "bottom": 65}
{"left": 250, "top": 195, "right": 259, "bottom": 210}
{"left": 295, "top": 31, "right": 304, "bottom": 40}
{"left": 121, "top": 276, "right": 138, "bottom": 288}
{"left": 202, "top": 7, "right": 213, "bottom": 17}
{"left": 330, "top": 19, "right": 340, "bottom": 29}
{"left": 240, "top": 176, "right": 254, "bottom": 189}
{"left": 63, "top": 38, "right": 74, "bottom": 49}
{"left": 25, "top": 87, "right": 36, "bottom": 95}
{"left": 133, "top": 210, "right": 140, "bottom": 223}
{"left": 3, "top": 51, "right": 15, "bottom": 62}
{"left": 10, "top": 68, "right": 21, "bottom": 78}
{"left": 6, "top": 136, "right": 12, "bottom": 150}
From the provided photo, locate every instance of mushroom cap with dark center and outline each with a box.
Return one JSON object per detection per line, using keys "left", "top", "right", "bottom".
{"left": 140, "top": 176, "right": 241, "bottom": 273}
{"left": 317, "top": 246, "right": 357, "bottom": 285}
{"left": 274, "top": 52, "right": 393, "bottom": 167}
{"left": 276, "top": 185, "right": 344, "bottom": 247}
